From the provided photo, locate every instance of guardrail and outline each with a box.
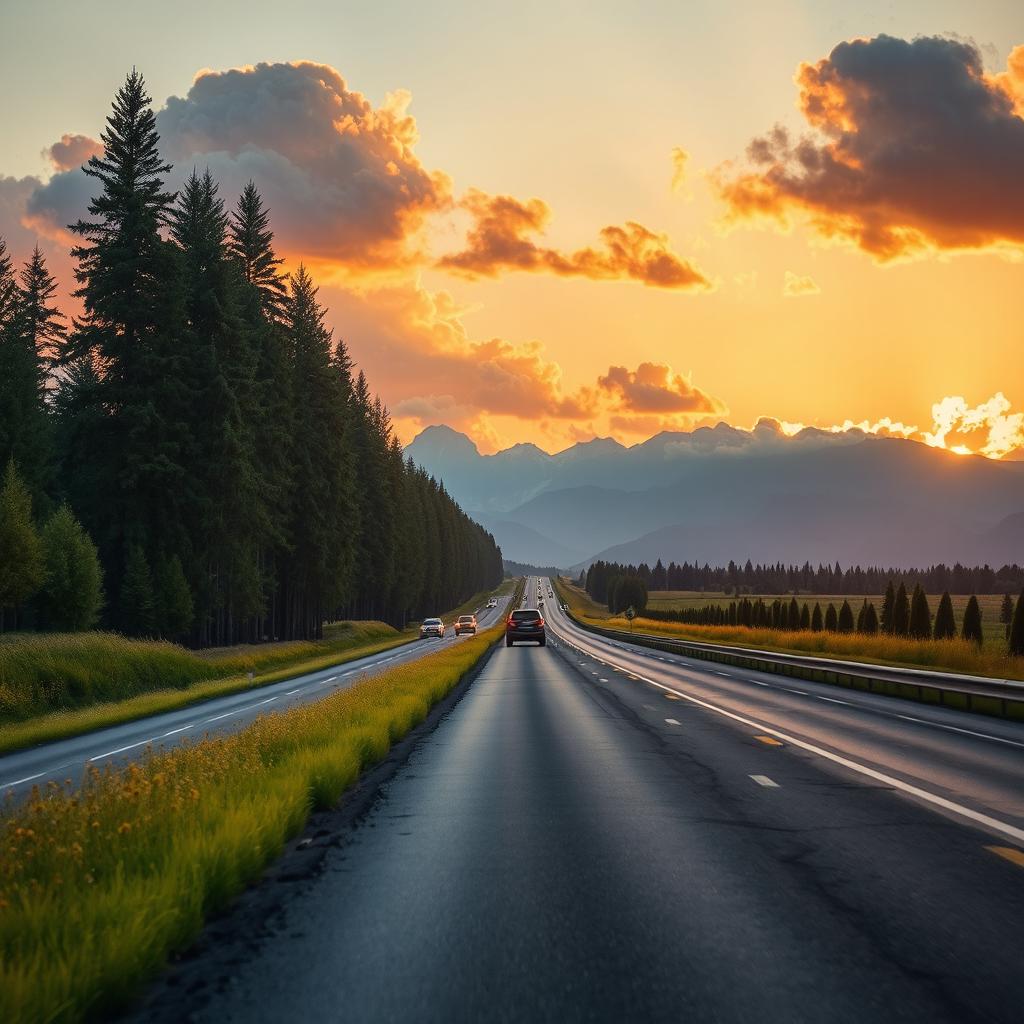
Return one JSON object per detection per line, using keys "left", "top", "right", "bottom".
{"left": 557, "top": 601, "right": 1024, "bottom": 723}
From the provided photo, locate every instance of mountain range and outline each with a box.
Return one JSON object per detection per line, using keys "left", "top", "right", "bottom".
{"left": 405, "top": 422, "right": 1024, "bottom": 570}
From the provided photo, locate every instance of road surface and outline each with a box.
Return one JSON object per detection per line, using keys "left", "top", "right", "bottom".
{"left": 0, "top": 597, "right": 510, "bottom": 800}
{"left": 134, "top": 577, "right": 1024, "bottom": 1023}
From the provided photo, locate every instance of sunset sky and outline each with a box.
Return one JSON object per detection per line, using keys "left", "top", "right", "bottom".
{"left": 2, "top": 0, "right": 1023, "bottom": 455}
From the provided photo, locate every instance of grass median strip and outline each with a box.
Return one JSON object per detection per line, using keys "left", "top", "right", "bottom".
{"left": 0, "top": 623, "right": 503, "bottom": 1024}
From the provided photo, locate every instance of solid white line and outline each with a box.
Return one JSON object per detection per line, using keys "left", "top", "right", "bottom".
{"left": 3, "top": 771, "right": 45, "bottom": 788}
{"left": 90, "top": 739, "right": 150, "bottom": 761}
{"left": 160, "top": 725, "right": 192, "bottom": 737}
{"left": 665, "top": 718, "right": 681, "bottom": 726}
{"left": 750, "top": 775, "right": 779, "bottom": 788}
{"left": 556, "top": 626, "right": 1024, "bottom": 846}
{"left": 895, "top": 714, "right": 1024, "bottom": 749}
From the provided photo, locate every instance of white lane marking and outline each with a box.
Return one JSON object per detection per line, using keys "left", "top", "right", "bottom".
{"left": 783, "top": 688, "right": 807, "bottom": 695}
{"left": 286, "top": 689, "right": 300, "bottom": 695}
{"left": 89, "top": 739, "right": 150, "bottom": 761}
{"left": 816, "top": 696, "right": 851, "bottom": 705}
{"left": 894, "top": 714, "right": 1024, "bottom": 749}
{"left": 665, "top": 718, "right": 681, "bottom": 726}
{"left": 600, "top": 678, "right": 609, "bottom": 682}
{"left": 160, "top": 725, "right": 192, "bottom": 738}
{"left": 3, "top": 771, "right": 45, "bottom": 788}
{"left": 554, "top": 626, "right": 1024, "bottom": 846}
{"left": 206, "top": 708, "right": 244, "bottom": 723}
{"left": 750, "top": 775, "right": 779, "bottom": 788}
{"left": 752, "top": 681, "right": 770, "bottom": 687}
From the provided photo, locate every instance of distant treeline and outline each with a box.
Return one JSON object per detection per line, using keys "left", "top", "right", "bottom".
{"left": 583, "top": 558, "right": 1024, "bottom": 597}
{"left": 503, "top": 560, "right": 562, "bottom": 578}
{"left": 0, "top": 71, "right": 502, "bottom": 645}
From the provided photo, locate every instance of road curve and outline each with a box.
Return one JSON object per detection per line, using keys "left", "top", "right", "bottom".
{"left": 0, "top": 598, "right": 510, "bottom": 801}
{"left": 133, "top": 577, "right": 1024, "bottom": 1024}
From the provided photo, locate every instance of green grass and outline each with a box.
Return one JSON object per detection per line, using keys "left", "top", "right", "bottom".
{"left": 555, "top": 578, "right": 1024, "bottom": 682}
{"left": 0, "top": 622, "right": 504, "bottom": 1024}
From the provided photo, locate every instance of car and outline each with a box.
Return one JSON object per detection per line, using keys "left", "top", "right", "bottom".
{"left": 419, "top": 617, "right": 445, "bottom": 639}
{"left": 506, "top": 608, "right": 545, "bottom": 647}
{"left": 455, "top": 614, "right": 477, "bottom": 635}
{"left": 486, "top": 598, "right": 497, "bottom": 609}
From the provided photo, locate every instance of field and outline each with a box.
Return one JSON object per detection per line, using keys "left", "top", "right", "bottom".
{"left": 0, "top": 621, "right": 506, "bottom": 1024}
{"left": 557, "top": 580, "right": 1024, "bottom": 682}
{"left": 644, "top": 591, "right": 1010, "bottom": 650}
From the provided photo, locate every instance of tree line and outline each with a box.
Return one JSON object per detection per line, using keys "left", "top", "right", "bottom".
{"left": 584, "top": 558, "right": 1024, "bottom": 598}
{"left": 0, "top": 70, "right": 503, "bottom": 644}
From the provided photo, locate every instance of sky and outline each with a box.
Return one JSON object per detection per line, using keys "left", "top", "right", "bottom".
{"left": 1, "top": 0, "right": 1023, "bottom": 456}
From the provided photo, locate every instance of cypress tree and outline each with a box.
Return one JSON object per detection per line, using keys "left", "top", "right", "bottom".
{"left": 908, "top": 585, "right": 931, "bottom": 639}
{"left": 1000, "top": 593, "right": 1014, "bottom": 640}
{"left": 863, "top": 601, "right": 879, "bottom": 634}
{"left": 0, "top": 459, "right": 46, "bottom": 630}
{"left": 837, "top": 599, "right": 854, "bottom": 633}
{"left": 856, "top": 599, "right": 867, "bottom": 632}
{"left": 933, "top": 591, "right": 956, "bottom": 641}
{"left": 880, "top": 580, "right": 896, "bottom": 633}
{"left": 1009, "top": 589, "right": 1024, "bottom": 657}
{"left": 892, "top": 583, "right": 910, "bottom": 636}
{"left": 962, "top": 595, "right": 983, "bottom": 647}
{"left": 800, "top": 603, "right": 810, "bottom": 629}
{"left": 824, "top": 603, "right": 838, "bottom": 631}
{"left": 39, "top": 505, "right": 104, "bottom": 631}
{"left": 811, "top": 602, "right": 823, "bottom": 632}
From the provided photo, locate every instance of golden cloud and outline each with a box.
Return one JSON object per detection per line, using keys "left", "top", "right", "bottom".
{"left": 438, "top": 189, "right": 710, "bottom": 289}
{"left": 782, "top": 270, "right": 820, "bottom": 296}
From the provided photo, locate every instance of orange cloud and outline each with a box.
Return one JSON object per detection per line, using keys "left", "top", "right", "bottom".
{"left": 598, "top": 362, "right": 726, "bottom": 417}
{"left": 670, "top": 146, "right": 690, "bottom": 196}
{"left": 45, "top": 134, "right": 102, "bottom": 172}
{"left": 438, "top": 189, "right": 710, "bottom": 289}
{"left": 782, "top": 270, "right": 820, "bottom": 296}
{"left": 715, "top": 36, "right": 1024, "bottom": 260}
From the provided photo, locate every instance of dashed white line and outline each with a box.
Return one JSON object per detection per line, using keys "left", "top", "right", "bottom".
{"left": 89, "top": 739, "right": 150, "bottom": 761}
{"left": 817, "top": 696, "right": 851, "bottom": 705}
{"left": 665, "top": 718, "right": 681, "bottom": 726}
{"left": 750, "top": 775, "right": 779, "bottom": 788}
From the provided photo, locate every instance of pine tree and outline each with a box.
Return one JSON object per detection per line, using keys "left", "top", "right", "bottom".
{"left": 1009, "top": 589, "right": 1024, "bottom": 657}
{"left": 856, "top": 599, "right": 867, "bottom": 632}
{"left": 811, "top": 602, "right": 823, "bottom": 632}
{"left": 962, "top": 595, "right": 983, "bottom": 647}
{"left": 120, "top": 544, "right": 156, "bottom": 637}
{"left": 908, "top": 585, "right": 931, "bottom": 639}
{"left": 17, "top": 245, "right": 65, "bottom": 364}
{"left": 154, "top": 554, "right": 194, "bottom": 642}
{"left": 39, "top": 505, "right": 104, "bottom": 630}
{"left": 800, "top": 603, "right": 810, "bottom": 630}
{"left": 892, "top": 583, "right": 910, "bottom": 636}
{"left": 824, "top": 603, "right": 838, "bottom": 631}
{"left": 862, "top": 601, "right": 879, "bottom": 634}
{"left": 1000, "top": 593, "right": 1014, "bottom": 640}
{"left": 880, "top": 580, "right": 896, "bottom": 633}
{"left": 229, "top": 181, "right": 287, "bottom": 319}
{"left": 0, "top": 459, "right": 46, "bottom": 630}
{"left": 0, "top": 237, "right": 16, "bottom": 326}
{"left": 837, "top": 599, "right": 854, "bottom": 633}
{"left": 933, "top": 591, "right": 956, "bottom": 641}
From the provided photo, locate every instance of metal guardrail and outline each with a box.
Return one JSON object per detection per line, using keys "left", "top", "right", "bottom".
{"left": 558, "top": 603, "right": 1024, "bottom": 723}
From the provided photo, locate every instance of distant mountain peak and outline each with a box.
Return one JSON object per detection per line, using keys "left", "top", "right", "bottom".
{"left": 406, "top": 424, "right": 480, "bottom": 458}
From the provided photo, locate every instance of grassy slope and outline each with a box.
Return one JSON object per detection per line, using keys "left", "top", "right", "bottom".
{"left": 555, "top": 578, "right": 1024, "bottom": 682}
{"left": 0, "top": 622, "right": 505, "bottom": 1024}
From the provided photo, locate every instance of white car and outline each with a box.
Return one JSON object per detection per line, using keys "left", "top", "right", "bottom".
{"left": 419, "top": 617, "right": 445, "bottom": 639}
{"left": 486, "top": 598, "right": 497, "bottom": 608}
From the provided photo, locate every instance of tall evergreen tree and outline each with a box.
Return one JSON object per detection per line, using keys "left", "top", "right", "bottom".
{"left": 933, "top": 591, "right": 956, "bottom": 640}
{"left": 892, "top": 583, "right": 910, "bottom": 636}
{"left": 962, "top": 595, "right": 983, "bottom": 647}
{"left": 880, "top": 580, "right": 896, "bottom": 633}
{"left": 1000, "top": 593, "right": 1015, "bottom": 640}
{"left": 837, "top": 599, "right": 854, "bottom": 633}
{"left": 0, "top": 459, "right": 46, "bottom": 630}
{"left": 17, "top": 245, "right": 65, "bottom": 364}
{"left": 799, "top": 602, "right": 810, "bottom": 630}
{"left": 811, "top": 602, "right": 823, "bottom": 632}
{"left": 120, "top": 544, "right": 156, "bottom": 638}
{"left": 862, "top": 601, "right": 879, "bottom": 634}
{"left": 1009, "top": 589, "right": 1024, "bottom": 657}
{"left": 908, "top": 585, "right": 931, "bottom": 639}
{"left": 229, "top": 181, "right": 288, "bottom": 319}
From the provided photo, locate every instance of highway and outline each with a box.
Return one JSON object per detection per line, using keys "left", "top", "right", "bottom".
{"left": 0, "top": 596, "right": 511, "bottom": 801}
{"left": 133, "top": 576, "right": 1024, "bottom": 1024}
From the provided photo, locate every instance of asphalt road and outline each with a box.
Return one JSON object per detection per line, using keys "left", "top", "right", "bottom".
{"left": 151, "top": 577, "right": 1024, "bottom": 1023}
{"left": 0, "top": 597, "right": 510, "bottom": 801}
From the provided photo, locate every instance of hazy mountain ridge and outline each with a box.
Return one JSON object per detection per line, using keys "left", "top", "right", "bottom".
{"left": 405, "top": 424, "right": 1024, "bottom": 569}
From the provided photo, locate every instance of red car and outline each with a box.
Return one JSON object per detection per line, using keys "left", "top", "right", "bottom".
{"left": 506, "top": 608, "right": 545, "bottom": 647}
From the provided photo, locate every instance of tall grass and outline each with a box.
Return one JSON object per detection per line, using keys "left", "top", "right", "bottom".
{"left": 0, "top": 622, "right": 400, "bottom": 726}
{"left": 556, "top": 580, "right": 1024, "bottom": 682}
{"left": 0, "top": 623, "right": 501, "bottom": 1024}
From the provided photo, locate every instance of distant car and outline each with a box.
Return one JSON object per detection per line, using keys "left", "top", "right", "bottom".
{"left": 506, "top": 608, "right": 545, "bottom": 647}
{"left": 486, "top": 598, "right": 497, "bottom": 608}
{"left": 420, "top": 617, "right": 445, "bottom": 639}
{"left": 455, "top": 614, "right": 477, "bottom": 635}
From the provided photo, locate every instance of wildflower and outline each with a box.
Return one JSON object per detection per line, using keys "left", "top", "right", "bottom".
{"left": 117, "top": 822, "right": 132, "bottom": 835}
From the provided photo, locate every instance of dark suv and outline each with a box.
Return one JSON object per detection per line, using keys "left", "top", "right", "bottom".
{"left": 506, "top": 608, "right": 545, "bottom": 647}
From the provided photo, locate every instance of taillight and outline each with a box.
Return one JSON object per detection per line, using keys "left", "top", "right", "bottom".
{"left": 506, "top": 616, "right": 514, "bottom": 627}
{"left": 537, "top": 617, "right": 545, "bottom": 627}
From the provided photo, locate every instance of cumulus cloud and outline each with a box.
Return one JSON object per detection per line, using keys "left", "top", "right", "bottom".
{"left": 45, "top": 133, "right": 102, "bottom": 172}
{"left": 670, "top": 146, "right": 690, "bottom": 196}
{"left": 597, "top": 362, "right": 726, "bottom": 416}
{"left": 438, "top": 189, "right": 710, "bottom": 289}
{"left": 922, "top": 392, "right": 1024, "bottom": 458}
{"left": 782, "top": 270, "right": 820, "bottom": 296}
{"left": 714, "top": 35, "right": 1024, "bottom": 260}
